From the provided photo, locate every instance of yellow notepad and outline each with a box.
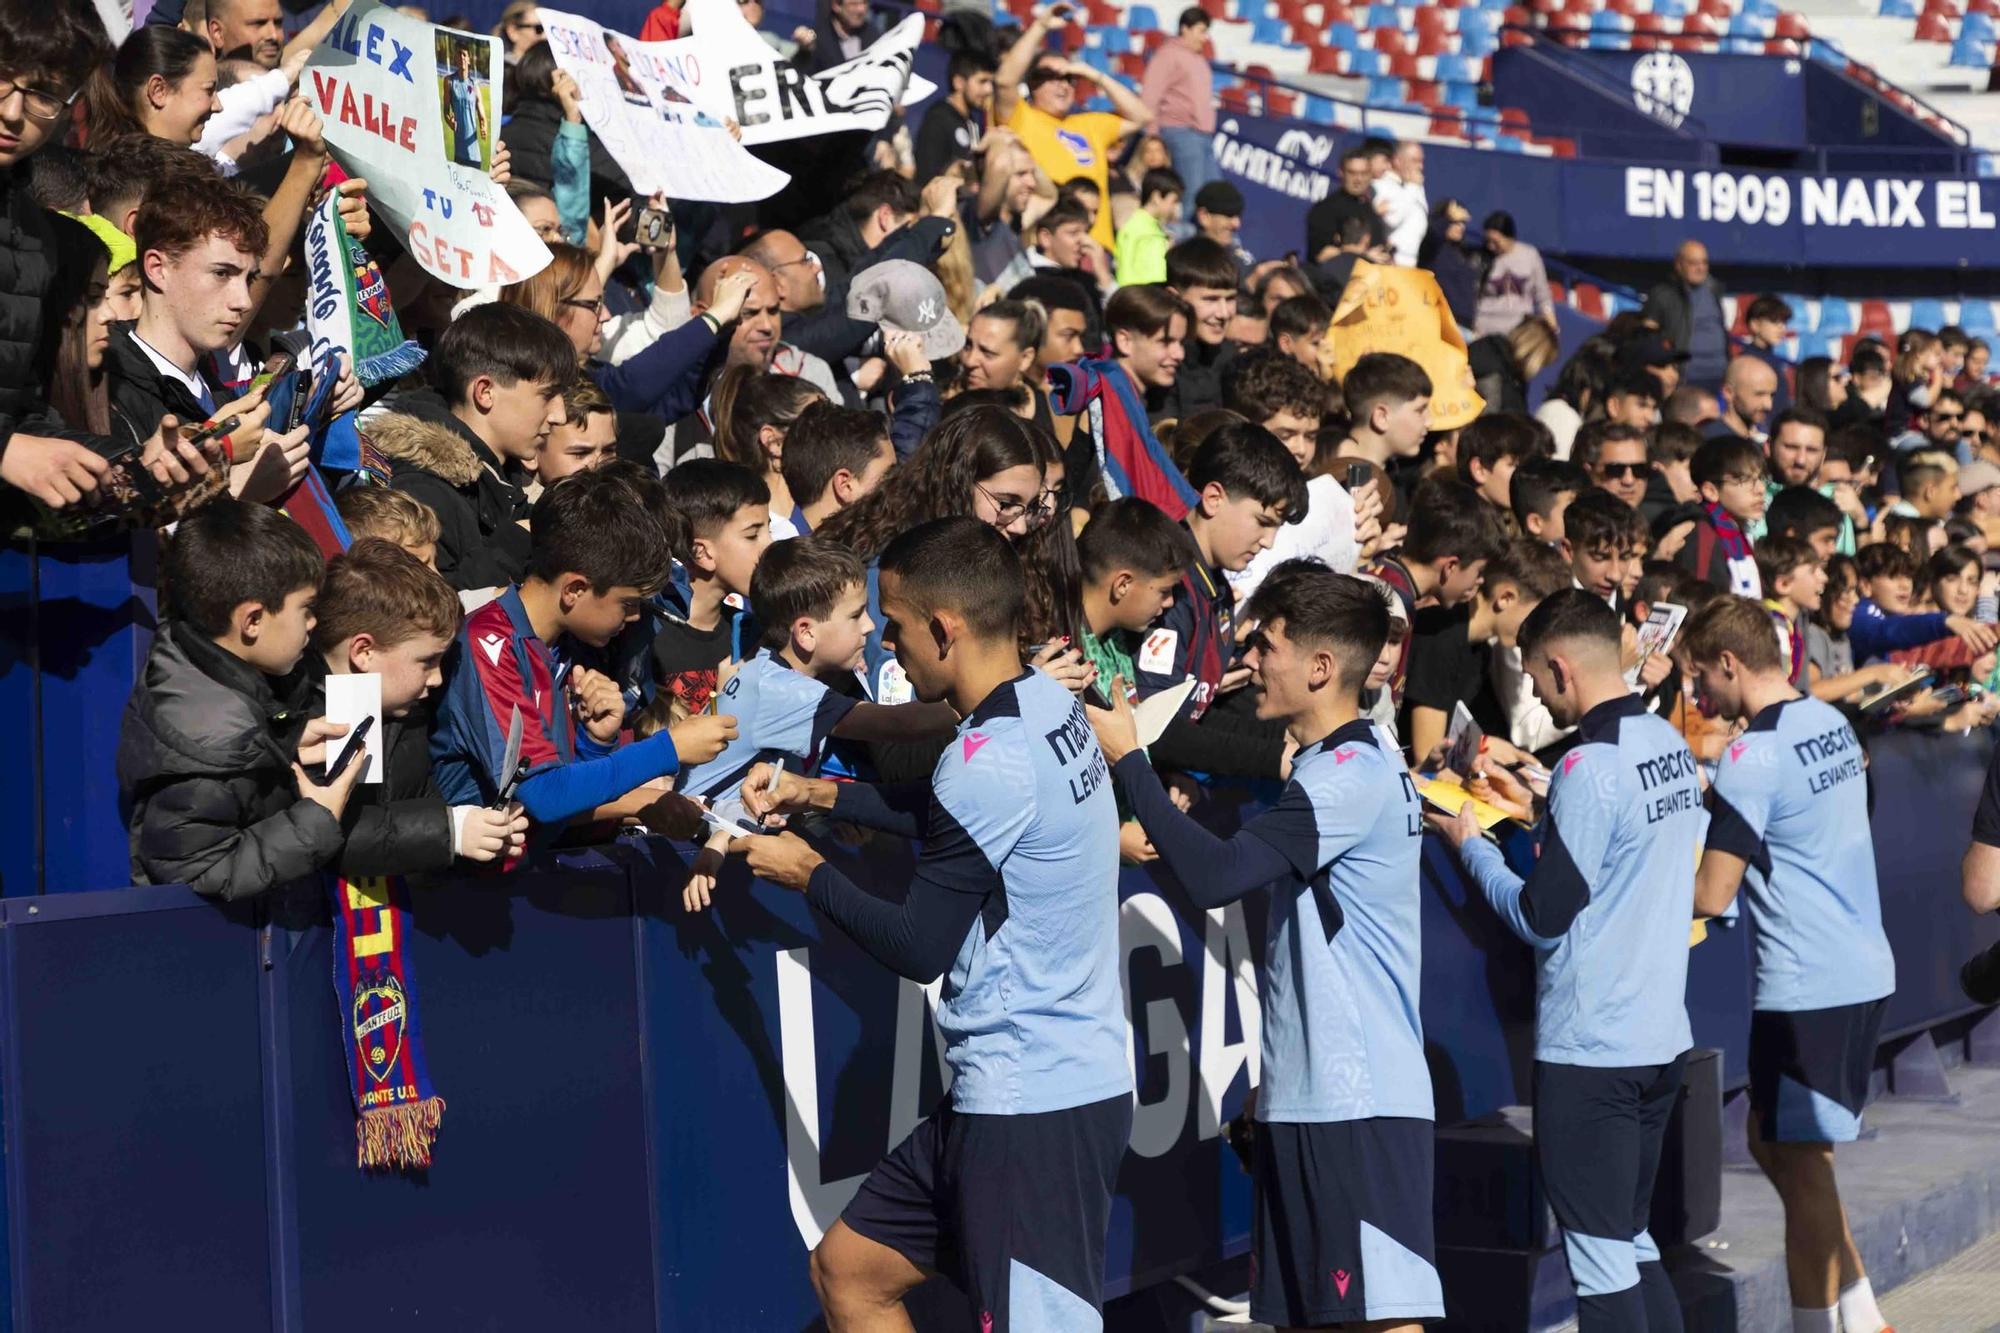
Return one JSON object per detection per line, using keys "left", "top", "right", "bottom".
{"left": 1414, "top": 776, "right": 1513, "bottom": 830}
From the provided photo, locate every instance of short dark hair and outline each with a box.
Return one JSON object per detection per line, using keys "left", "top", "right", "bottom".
{"left": 25, "top": 145, "right": 91, "bottom": 212}
{"left": 878, "top": 516, "right": 1025, "bottom": 644}
{"left": 1456, "top": 413, "right": 1546, "bottom": 486}
{"left": 1010, "top": 273, "right": 1093, "bottom": 318}
{"left": 1510, "top": 456, "right": 1589, "bottom": 527}
{"left": 1269, "top": 294, "right": 1330, "bottom": 344}
{"left": 598, "top": 459, "right": 690, "bottom": 563}
{"left": 1605, "top": 370, "right": 1661, "bottom": 406}
{"left": 1193, "top": 180, "right": 1244, "bottom": 217}
{"left": 83, "top": 135, "right": 211, "bottom": 221}
{"left": 843, "top": 169, "right": 919, "bottom": 227}
{"left": 1243, "top": 562, "right": 1388, "bottom": 692}
{"left": 1484, "top": 538, "right": 1573, "bottom": 603}
{"left": 1342, "top": 352, "right": 1431, "bottom": 419}
{"left": 1034, "top": 200, "right": 1092, "bottom": 241}
{"left": 1166, "top": 236, "right": 1239, "bottom": 292}
{"left": 1225, "top": 349, "right": 1324, "bottom": 425}
{"left": 1754, "top": 534, "right": 1818, "bottom": 594}
{"left": 782, "top": 401, "right": 889, "bottom": 508}
{"left": 948, "top": 49, "right": 997, "bottom": 82}
{"left": 1745, "top": 294, "right": 1794, "bottom": 326}
{"left": 1765, "top": 485, "right": 1842, "bottom": 543}
{"left": 662, "top": 459, "right": 772, "bottom": 560}
{"left": 431, "top": 303, "right": 578, "bottom": 406}
{"left": 1898, "top": 453, "right": 1950, "bottom": 498}
{"left": 1767, "top": 406, "right": 1828, "bottom": 441}
{"left": 1517, "top": 587, "right": 1622, "bottom": 660}
{"left": 1681, "top": 594, "right": 1786, "bottom": 673}
{"left": 1940, "top": 324, "right": 1971, "bottom": 352}
{"left": 1850, "top": 341, "right": 1890, "bottom": 380}
{"left": 1177, "top": 5, "right": 1210, "bottom": 31}
{"left": 1483, "top": 209, "right": 1517, "bottom": 239}
{"left": 1573, "top": 419, "right": 1648, "bottom": 471}
{"left": 1077, "top": 497, "right": 1200, "bottom": 583}
{"left": 752, "top": 536, "right": 867, "bottom": 648}
{"left": 530, "top": 468, "right": 673, "bottom": 592}
{"left": 1856, "top": 540, "right": 1919, "bottom": 584}
{"left": 1140, "top": 167, "right": 1185, "bottom": 206}
{"left": 1563, "top": 488, "right": 1630, "bottom": 556}
{"left": 1105, "top": 283, "right": 1191, "bottom": 341}
{"left": 1401, "top": 480, "right": 1504, "bottom": 565}
{"left": 312, "top": 538, "right": 462, "bottom": 652}
{"left": 164, "top": 498, "right": 324, "bottom": 637}
{"left": 0, "top": 0, "right": 111, "bottom": 94}
{"left": 1187, "top": 422, "right": 1310, "bottom": 522}
{"left": 1651, "top": 420, "right": 1704, "bottom": 467}
{"left": 1691, "top": 435, "right": 1767, "bottom": 489}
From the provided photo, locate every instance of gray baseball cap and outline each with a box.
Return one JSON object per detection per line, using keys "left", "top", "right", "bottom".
{"left": 846, "top": 259, "right": 966, "bottom": 360}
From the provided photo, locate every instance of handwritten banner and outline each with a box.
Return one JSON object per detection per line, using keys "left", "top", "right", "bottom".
{"left": 650, "top": 0, "right": 935, "bottom": 148}
{"left": 1325, "top": 261, "right": 1485, "bottom": 431}
{"left": 306, "top": 1, "right": 550, "bottom": 289}
{"left": 538, "top": 8, "right": 789, "bottom": 203}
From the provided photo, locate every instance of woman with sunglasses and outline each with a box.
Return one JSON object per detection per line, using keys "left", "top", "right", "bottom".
{"left": 819, "top": 405, "right": 1090, "bottom": 713}
{"left": 494, "top": 2, "right": 546, "bottom": 61}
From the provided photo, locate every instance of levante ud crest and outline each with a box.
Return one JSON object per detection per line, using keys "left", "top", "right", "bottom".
{"left": 353, "top": 972, "right": 409, "bottom": 1085}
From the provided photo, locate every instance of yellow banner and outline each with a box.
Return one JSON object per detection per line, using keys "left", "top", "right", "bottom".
{"left": 1322, "top": 261, "right": 1486, "bottom": 431}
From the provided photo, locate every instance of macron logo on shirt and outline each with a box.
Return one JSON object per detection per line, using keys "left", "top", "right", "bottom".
{"left": 1728, "top": 739, "right": 1748, "bottom": 765}
{"left": 963, "top": 732, "right": 991, "bottom": 763}
{"left": 1334, "top": 746, "right": 1358, "bottom": 765}
{"left": 478, "top": 632, "right": 506, "bottom": 666}
{"left": 1562, "top": 750, "right": 1586, "bottom": 776}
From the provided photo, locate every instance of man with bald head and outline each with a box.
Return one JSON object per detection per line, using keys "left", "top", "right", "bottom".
{"left": 651, "top": 259, "right": 787, "bottom": 467}
{"left": 1709, "top": 355, "right": 1778, "bottom": 443}
{"left": 1642, "top": 238, "right": 1729, "bottom": 391}
{"left": 206, "top": 0, "right": 286, "bottom": 68}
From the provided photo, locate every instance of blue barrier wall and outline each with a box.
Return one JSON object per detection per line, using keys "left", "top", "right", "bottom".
{"left": 2, "top": 731, "right": 1993, "bottom": 1331}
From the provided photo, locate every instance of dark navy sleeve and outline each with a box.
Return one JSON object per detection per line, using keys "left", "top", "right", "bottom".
{"left": 887, "top": 377, "right": 940, "bottom": 461}
{"left": 830, "top": 780, "right": 937, "bottom": 839}
{"left": 1131, "top": 587, "right": 1198, "bottom": 700}
{"left": 1976, "top": 743, "right": 2000, "bottom": 849}
{"left": 591, "top": 319, "right": 719, "bottom": 419}
{"left": 804, "top": 796, "right": 993, "bottom": 981}
{"left": 1115, "top": 753, "right": 1296, "bottom": 908}
{"left": 1705, "top": 737, "right": 1775, "bottom": 874}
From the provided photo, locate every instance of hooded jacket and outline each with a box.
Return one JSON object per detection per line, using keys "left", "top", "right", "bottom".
{"left": 118, "top": 622, "right": 343, "bottom": 903}
{"left": 368, "top": 399, "right": 534, "bottom": 592}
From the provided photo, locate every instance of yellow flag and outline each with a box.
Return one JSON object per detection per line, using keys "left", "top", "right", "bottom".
{"left": 1320, "top": 260, "right": 1486, "bottom": 431}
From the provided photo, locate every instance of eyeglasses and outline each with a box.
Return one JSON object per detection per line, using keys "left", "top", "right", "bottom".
{"left": 977, "top": 482, "right": 1059, "bottom": 526}
{"left": 769, "top": 251, "right": 821, "bottom": 273}
{"left": 561, "top": 296, "right": 604, "bottom": 316}
{"left": 1932, "top": 411, "right": 1964, "bottom": 426}
{"left": 514, "top": 21, "right": 545, "bottom": 33}
{"left": 0, "top": 74, "right": 76, "bottom": 124}
{"left": 1597, "top": 462, "right": 1648, "bottom": 480}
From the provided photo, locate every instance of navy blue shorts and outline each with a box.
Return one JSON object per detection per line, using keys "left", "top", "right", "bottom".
{"left": 1750, "top": 998, "right": 1886, "bottom": 1144}
{"left": 1249, "top": 1116, "right": 1443, "bottom": 1328}
{"left": 840, "top": 1093, "right": 1131, "bottom": 1332}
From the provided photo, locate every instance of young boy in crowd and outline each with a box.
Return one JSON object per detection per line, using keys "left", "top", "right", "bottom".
{"left": 1756, "top": 536, "right": 1825, "bottom": 689}
{"left": 1851, "top": 542, "right": 2000, "bottom": 665}
{"left": 1685, "top": 596, "right": 1897, "bottom": 1333}
{"left": 1764, "top": 486, "right": 1844, "bottom": 564}
{"left": 1679, "top": 436, "right": 1769, "bottom": 597}
{"left": 1511, "top": 456, "right": 1589, "bottom": 550}
{"left": 1090, "top": 564, "right": 1442, "bottom": 1331}
{"left": 534, "top": 378, "right": 618, "bottom": 496}
{"left": 378, "top": 303, "right": 576, "bottom": 592}
{"left": 1565, "top": 490, "right": 1636, "bottom": 607}
{"left": 1332, "top": 352, "right": 1433, "bottom": 485}
{"left": 308, "top": 538, "right": 526, "bottom": 874}
{"left": 780, "top": 402, "right": 897, "bottom": 536}
{"left": 1225, "top": 349, "right": 1366, "bottom": 595}
{"left": 1268, "top": 294, "right": 1331, "bottom": 375}
{"left": 430, "top": 471, "right": 734, "bottom": 843}
{"left": 1404, "top": 539, "right": 1572, "bottom": 758}
{"left": 1641, "top": 420, "right": 1705, "bottom": 528}
{"left": 1892, "top": 451, "right": 1959, "bottom": 522}
{"left": 676, "top": 538, "right": 957, "bottom": 909}
{"left": 1135, "top": 422, "right": 1308, "bottom": 779}
{"left": 120, "top": 499, "right": 363, "bottom": 901}
{"left": 1370, "top": 480, "right": 1507, "bottom": 697}
{"left": 1458, "top": 415, "right": 1545, "bottom": 525}
{"left": 1115, "top": 167, "right": 1183, "bottom": 287}
{"left": 336, "top": 486, "right": 442, "bottom": 570}
{"left": 654, "top": 459, "right": 773, "bottom": 715}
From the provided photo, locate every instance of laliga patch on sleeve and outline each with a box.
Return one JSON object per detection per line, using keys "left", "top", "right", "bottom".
{"left": 876, "top": 658, "right": 915, "bottom": 706}
{"left": 1138, "top": 629, "right": 1179, "bottom": 676}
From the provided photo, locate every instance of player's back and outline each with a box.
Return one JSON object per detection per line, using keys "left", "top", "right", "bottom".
{"left": 932, "top": 669, "right": 1129, "bottom": 1116}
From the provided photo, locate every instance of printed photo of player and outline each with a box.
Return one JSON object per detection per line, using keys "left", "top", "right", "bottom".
{"left": 435, "top": 30, "right": 492, "bottom": 170}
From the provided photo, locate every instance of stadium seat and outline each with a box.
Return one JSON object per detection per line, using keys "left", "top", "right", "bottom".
{"left": 1815, "top": 301, "right": 1855, "bottom": 335}
{"left": 1960, "top": 301, "right": 1998, "bottom": 334}
{"left": 1858, "top": 301, "right": 1896, "bottom": 341}
{"left": 1128, "top": 4, "right": 1161, "bottom": 30}
{"left": 1909, "top": 298, "right": 1950, "bottom": 331}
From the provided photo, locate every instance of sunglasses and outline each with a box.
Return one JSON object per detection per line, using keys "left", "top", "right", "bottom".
{"left": 1597, "top": 462, "right": 1648, "bottom": 480}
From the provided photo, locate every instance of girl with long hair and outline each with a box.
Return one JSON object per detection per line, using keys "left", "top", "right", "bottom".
{"left": 709, "top": 363, "right": 825, "bottom": 537}
{"left": 86, "top": 26, "right": 219, "bottom": 147}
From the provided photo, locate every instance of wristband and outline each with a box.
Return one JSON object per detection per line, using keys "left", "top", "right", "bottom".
{"left": 901, "top": 370, "right": 934, "bottom": 384}
{"left": 698, "top": 312, "right": 722, "bottom": 335}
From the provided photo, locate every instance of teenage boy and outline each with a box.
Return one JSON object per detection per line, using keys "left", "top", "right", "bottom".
{"left": 104, "top": 173, "right": 308, "bottom": 503}
{"left": 1269, "top": 293, "right": 1331, "bottom": 374}
{"left": 1150, "top": 236, "right": 1242, "bottom": 421}
{"left": 676, "top": 538, "right": 955, "bottom": 909}
{"left": 1458, "top": 414, "right": 1546, "bottom": 521}
{"left": 1091, "top": 563, "right": 1441, "bottom": 1331}
{"left": 1405, "top": 539, "right": 1571, "bottom": 758}
{"left": 913, "top": 49, "right": 996, "bottom": 184}
{"left": 534, "top": 378, "right": 618, "bottom": 496}
{"left": 1512, "top": 457, "right": 1589, "bottom": 550}
{"left": 1764, "top": 486, "right": 1843, "bottom": 564}
{"left": 1115, "top": 167, "right": 1184, "bottom": 287}
{"left": 780, "top": 402, "right": 896, "bottom": 536}
{"left": 1756, "top": 536, "right": 1824, "bottom": 690}
{"left": 120, "top": 499, "right": 363, "bottom": 900}
{"left": 1334, "top": 352, "right": 1433, "bottom": 480}
{"left": 1565, "top": 490, "right": 1635, "bottom": 607}
{"left": 1225, "top": 349, "right": 1364, "bottom": 595}
{"left": 1851, "top": 542, "right": 1999, "bottom": 664}
{"left": 1054, "top": 284, "right": 1192, "bottom": 505}
{"left": 335, "top": 486, "right": 442, "bottom": 569}
{"left": 1642, "top": 421, "right": 1705, "bottom": 528}
{"left": 1684, "top": 596, "right": 1897, "bottom": 1333}
{"left": 654, "top": 459, "right": 773, "bottom": 715}
{"left": 309, "top": 538, "right": 526, "bottom": 873}
{"left": 734, "top": 517, "right": 1131, "bottom": 1333}
{"left": 378, "top": 303, "right": 576, "bottom": 592}
{"left": 1891, "top": 451, "right": 1959, "bottom": 522}
{"left": 430, "top": 471, "right": 733, "bottom": 838}
{"left": 1078, "top": 497, "right": 1201, "bottom": 700}
{"left": 1679, "top": 435, "right": 1769, "bottom": 597}
{"left": 1431, "top": 590, "right": 1702, "bottom": 1332}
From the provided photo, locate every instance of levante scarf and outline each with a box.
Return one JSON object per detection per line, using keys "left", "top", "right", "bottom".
{"left": 333, "top": 875, "right": 445, "bottom": 1169}
{"left": 1046, "top": 358, "right": 1201, "bottom": 520}
{"left": 303, "top": 177, "right": 426, "bottom": 476}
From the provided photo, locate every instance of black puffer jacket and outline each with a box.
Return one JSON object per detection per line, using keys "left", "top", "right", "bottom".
{"left": 118, "top": 623, "right": 343, "bottom": 903}
{"left": 368, "top": 396, "right": 534, "bottom": 592}
{"left": 301, "top": 655, "right": 457, "bottom": 880}
{"left": 103, "top": 322, "right": 221, "bottom": 445}
{"left": 0, "top": 166, "right": 55, "bottom": 452}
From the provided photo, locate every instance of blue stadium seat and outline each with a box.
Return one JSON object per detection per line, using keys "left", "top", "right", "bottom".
{"left": 1436, "top": 52, "right": 1483, "bottom": 81}
{"left": 1651, "top": 0, "right": 1690, "bottom": 15}
{"left": 1365, "top": 4, "right": 1402, "bottom": 27}
{"left": 1082, "top": 94, "right": 1115, "bottom": 113}
{"left": 1128, "top": 5, "right": 1161, "bottom": 31}
{"left": 1964, "top": 13, "right": 1997, "bottom": 41}
{"left": 1365, "top": 75, "right": 1406, "bottom": 103}
{"left": 1490, "top": 135, "right": 1527, "bottom": 153}
{"left": 1091, "top": 26, "right": 1131, "bottom": 54}
{"left": 1742, "top": 0, "right": 1782, "bottom": 18}
{"left": 1591, "top": 11, "right": 1627, "bottom": 30}
{"left": 1442, "top": 80, "right": 1481, "bottom": 111}
{"left": 1909, "top": 298, "right": 1949, "bottom": 331}
{"left": 1251, "top": 16, "right": 1290, "bottom": 43}
{"left": 1327, "top": 22, "right": 1361, "bottom": 48}
{"left": 1460, "top": 8, "right": 1501, "bottom": 33}
{"left": 1722, "top": 36, "right": 1765, "bottom": 54}
{"left": 1950, "top": 36, "right": 1995, "bottom": 69}
{"left": 1797, "top": 331, "right": 1838, "bottom": 361}
{"left": 1878, "top": 0, "right": 1921, "bottom": 17}
{"left": 1462, "top": 30, "right": 1498, "bottom": 55}
{"left": 1960, "top": 301, "right": 1998, "bottom": 334}
{"left": 1346, "top": 48, "right": 1387, "bottom": 74}
{"left": 1080, "top": 47, "right": 1115, "bottom": 73}
{"left": 1815, "top": 301, "right": 1855, "bottom": 335}
{"left": 1304, "top": 95, "right": 1340, "bottom": 124}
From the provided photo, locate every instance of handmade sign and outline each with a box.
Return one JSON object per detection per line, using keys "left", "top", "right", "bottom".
{"left": 1322, "top": 261, "right": 1485, "bottom": 430}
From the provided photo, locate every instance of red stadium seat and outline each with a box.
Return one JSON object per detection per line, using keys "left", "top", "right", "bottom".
{"left": 1265, "top": 89, "right": 1298, "bottom": 116}
{"left": 1220, "top": 85, "right": 1252, "bottom": 113}
{"left": 1373, "top": 27, "right": 1410, "bottom": 52}
{"left": 1858, "top": 301, "right": 1895, "bottom": 341}
{"left": 1310, "top": 45, "right": 1347, "bottom": 72}
{"left": 1915, "top": 13, "right": 1953, "bottom": 39}
{"left": 1574, "top": 282, "right": 1607, "bottom": 319}
{"left": 1773, "top": 13, "right": 1809, "bottom": 39}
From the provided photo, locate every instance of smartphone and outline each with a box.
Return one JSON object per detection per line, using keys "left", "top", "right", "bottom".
{"left": 247, "top": 350, "right": 295, "bottom": 395}
{"left": 327, "top": 715, "right": 375, "bottom": 781}
{"left": 1345, "top": 462, "right": 1369, "bottom": 491}
{"left": 1083, "top": 681, "right": 1113, "bottom": 711}
{"left": 285, "top": 369, "right": 313, "bottom": 432}
{"left": 635, "top": 204, "right": 673, "bottom": 251}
